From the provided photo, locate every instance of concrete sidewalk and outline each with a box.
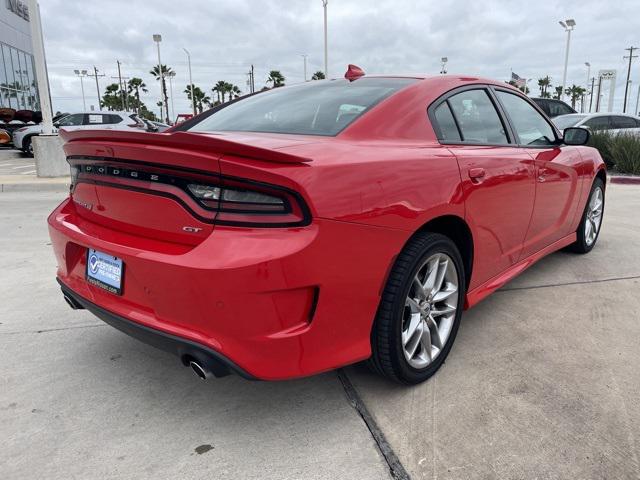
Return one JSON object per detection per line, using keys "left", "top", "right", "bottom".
{"left": 0, "top": 191, "right": 392, "bottom": 480}
{"left": 348, "top": 184, "right": 640, "bottom": 479}
{"left": 0, "top": 148, "right": 69, "bottom": 192}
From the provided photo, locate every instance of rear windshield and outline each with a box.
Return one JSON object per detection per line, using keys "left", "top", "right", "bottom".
{"left": 553, "top": 114, "right": 587, "bottom": 130}
{"left": 188, "top": 77, "right": 417, "bottom": 136}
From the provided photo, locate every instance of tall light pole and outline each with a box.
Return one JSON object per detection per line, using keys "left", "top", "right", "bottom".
{"left": 167, "top": 71, "right": 176, "bottom": 122}
{"left": 301, "top": 54, "right": 308, "bottom": 81}
{"left": 623, "top": 46, "right": 638, "bottom": 113}
{"left": 583, "top": 62, "right": 590, "bottom": 113}
{"left": 153, "top": 34, "right": 169, "bottom": 123}
{"left": 440, "top": 57, "right": 448, "bottom": 74}
{"left": 559, "top": 19, "right": 576, "bottom": 101}
{"left": 74, "top": 69, "right": 88, "bottom": 111}
{"left": 183, "top": 47, "right": 196, "bottom": 115}
{"left": 322, "top": 0, "right": 328, "bottom": 78}
{"left": 635, "top": 83, "right": 640, "bottom": 115}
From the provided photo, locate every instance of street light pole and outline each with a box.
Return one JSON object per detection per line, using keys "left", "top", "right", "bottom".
{"left": 167, "top": 71, "right": 176, "bottom": 122}
{"left": 623, "top": 46, "right": 638, "bottom": 113}
{"left": 74, "top": 69, "right": 88, "bottom": 111}
{"left": 635, "top": 83, "right": 640, "bottom": 115}
{"left": 301, "top": 54, "right": 308, "bottom": 81}
{"left": 183, "top": 48, "right": 196, "bottom": 115}
{"left": 153, "top": 34, "right": 169, "bottom": 123}
{"left": 322, "top": 0, "right": 328, "bottom": 78}
{"left": 87, "top": 66, "right": 105, "bottom": 110}
{"left": 559, "top": 19, "right": 576, "bottom": 101}
{"left": 583, "top": 62, "right": 590, "bottom": 113}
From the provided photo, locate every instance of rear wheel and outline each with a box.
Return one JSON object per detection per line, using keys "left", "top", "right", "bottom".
{"left": 569, "top": 177, "right": 605, "bottom": 254}
{"left": 369, "top": 232, "right": 465, "bottom": 384}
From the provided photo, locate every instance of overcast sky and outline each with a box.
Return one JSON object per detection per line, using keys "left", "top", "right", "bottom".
{"left": 39, "top": 0, "right": 640, "bottom": 117}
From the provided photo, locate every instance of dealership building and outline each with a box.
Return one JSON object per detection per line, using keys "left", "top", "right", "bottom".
{"left": 1, "top": 0, "right": 40, "bottom": 110}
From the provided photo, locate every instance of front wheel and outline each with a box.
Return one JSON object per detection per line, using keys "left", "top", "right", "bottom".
{"left": 569, "top": 177, "right": 605, "bottom": 254}
{"left": 369, "top": 232, "right": 465, "bottom": 384}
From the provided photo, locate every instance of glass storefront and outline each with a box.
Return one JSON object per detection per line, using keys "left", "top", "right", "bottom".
{"left": 0, "top": 41, "right": 39, "bottom": 110}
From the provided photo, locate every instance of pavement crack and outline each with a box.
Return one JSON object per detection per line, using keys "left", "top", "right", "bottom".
{"left": 336, "top": 369, "right": 411, "bottom": 480}
{"left": 499, "top": 274, "right": 640, "bottom": 292}
{"left": 0, "top": 323, "right": 106, "bottom": 335}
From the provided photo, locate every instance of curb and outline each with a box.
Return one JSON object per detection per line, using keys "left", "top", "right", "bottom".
{"left": 610, "top": 175, "right": 640, "bottom": 185}
{"left": 1, "top": 182, "right": 69, "bottom": 193}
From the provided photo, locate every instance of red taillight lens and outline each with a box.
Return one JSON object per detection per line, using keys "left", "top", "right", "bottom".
{"left": 69, "top": 160, "right": 310, "bottom": 227}
{"left": 187, "top": 178, "right": 309, "bottom": 227}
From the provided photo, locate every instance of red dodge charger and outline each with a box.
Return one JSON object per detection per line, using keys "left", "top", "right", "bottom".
{"left": 49, "top": 69, "right": 606, "bottom": 384}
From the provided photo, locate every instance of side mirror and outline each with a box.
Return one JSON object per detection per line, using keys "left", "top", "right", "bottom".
{"left": 564, "top": 127, "right": 590, "bottom": 145}
{"left": 53, "top": 122, "right": 60, "bottom": 128}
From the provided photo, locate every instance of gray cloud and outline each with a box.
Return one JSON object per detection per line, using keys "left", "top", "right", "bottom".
{"left": 39, "top": 0, "right": 640, "bottom": 115}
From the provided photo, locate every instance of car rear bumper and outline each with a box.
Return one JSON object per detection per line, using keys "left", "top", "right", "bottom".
{"left": 58, "top": 278, "right": 254, "bottom": 378}
{"left": 48, "top": 197, "right": 408, "bottom": 380}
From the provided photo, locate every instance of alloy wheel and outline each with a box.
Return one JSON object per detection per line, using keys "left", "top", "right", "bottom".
{"left": 402, "top": 253, "right": 459, "bottom": 369}
{"left": 585, "top": 186, "right": 603, "bottom": 246}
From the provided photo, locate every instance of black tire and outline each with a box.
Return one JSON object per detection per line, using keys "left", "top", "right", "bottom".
{"left": 568, "top": 177, "right": 605, "bottom": 254}
{"left": 369, "top": 232, "right": 465, "bottom": 384}
{"left": 23, "top": 136, "right": 34, "bottom": 157}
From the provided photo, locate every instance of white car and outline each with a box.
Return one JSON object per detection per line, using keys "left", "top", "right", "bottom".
{"left": 12, "top": 111, "right": 147, "bottom": 156}
{"left": 553, "top": 112, "right": 640, "bottom": 135}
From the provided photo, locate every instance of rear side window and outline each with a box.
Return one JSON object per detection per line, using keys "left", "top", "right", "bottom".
{"left": 433, "top": 102, "right": 461, "bottom": 141}
{"left": 189, "top": 77, "right": 417, "bottom": 136}
{"left": 105, "top": 114, "right": 122, "bottom": 124}
{"left": 548, "top": 100, "right": 574, "bottom": 117}
{"left": 57, "top": 114, "right": 84, "bottom": 126}
{"left": 584, "top": 116, "right": 611, "bottom": 130}
{"left": 611, "top": 116, "right": 637, "bottom": 129}
{"left": 446, "top": 89, "right": 509, "bottom": 144}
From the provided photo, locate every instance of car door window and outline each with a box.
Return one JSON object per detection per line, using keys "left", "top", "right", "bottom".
{"left": 496, "top": 91, "right": 556, "bottom": 146}
{"left": 610, "top": 116, "right": 637, "bottom": 129}
{"left": 446, "top": 89, "right": 509, "bottom": 144}
{"left": 583, "top": 116, "right": 611, "bottom": 130}
{"left": 106, "top": 114, "right": 123, "bottom": 125}
{"left": 548, "top": 100, "right": 574, "bottom": 117}
{"left": 57, "top": 114, "right": 84, "bottom": 127}
{"left": 433, "top": 102, "right": 461, "bottom": 141}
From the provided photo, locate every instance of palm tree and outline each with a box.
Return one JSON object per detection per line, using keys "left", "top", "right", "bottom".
{"left": 311, "top": 71, "right": 325, "bottom": 80}
{"left": 149, "top": 64, "right": 174, "bottom": 122}
{"left": 565, "top": 84, "right": 586, "bottom": 109}
{"left": 229, "top": 84, "right": 242, "bottom": 100}
{"left": 553, "top": 86, "right": 564, "bottom": 100}
{"left": 267, "top": 70, "right": 285, "bottom": 88}
{"left": 127, "top": 77, "right": 147, "bottom": 113}
{"left": 212, "top": 80, "right": 227, "bottom": 103}
{"left": 184, "top": 84, "right": 211, "bottom": 113}
{"left": 538, "top": 76, "right": 552, "bottom": 98}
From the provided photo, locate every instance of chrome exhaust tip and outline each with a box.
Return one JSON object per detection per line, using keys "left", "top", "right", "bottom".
{"left": 189, "top": 360, "right": 211, "bottom": 380}
{"left": 63, "top": 293, "right": 83, "bottom": 310}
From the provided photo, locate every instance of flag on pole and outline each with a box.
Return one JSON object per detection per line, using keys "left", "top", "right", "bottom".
{"left": 511, "top": 72, "right": 526, "bottom": 88}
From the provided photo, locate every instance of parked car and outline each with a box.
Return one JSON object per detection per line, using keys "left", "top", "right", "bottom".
{"left": 49, "top": 71, "right": 605, "bottom": 385}
{"left": 553, "top": 112, "right": 640, "bottom": 135}
{"left": 13, "top": 111, "right": 147, "bottom": 156}
{"left": 531, "top": 97, "right": 577, "bottom": 118}
{"left": 0, "top": 128, "right": 10, "bottom": 145}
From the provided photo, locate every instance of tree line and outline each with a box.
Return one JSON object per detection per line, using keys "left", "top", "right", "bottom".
{"left": 99, "top": 65, "right": 327, "bottom": 122}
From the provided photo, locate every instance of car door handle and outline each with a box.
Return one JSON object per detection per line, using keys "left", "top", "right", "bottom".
{"left": 468, "top": 168, "right": 486, "bottom": 181}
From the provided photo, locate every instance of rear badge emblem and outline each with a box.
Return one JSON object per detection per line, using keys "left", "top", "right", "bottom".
{"left": 74, "top": 199, "right": 93, "bottom": 211}
{"left": 183, "top": 226, "right": 203, "bottom": 233}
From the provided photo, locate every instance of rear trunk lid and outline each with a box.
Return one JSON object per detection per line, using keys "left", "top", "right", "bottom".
{"left": 62, "top": 129, "right": 313, "bottom": 246}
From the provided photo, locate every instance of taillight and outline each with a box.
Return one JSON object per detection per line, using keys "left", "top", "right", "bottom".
{"left": 186, "top": 178, "right": 309, "bottom": 227}
{"left": 68, "top": 159, "right": 310, "bottom": 227}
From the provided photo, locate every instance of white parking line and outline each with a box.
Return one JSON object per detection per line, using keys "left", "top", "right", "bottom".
{"left": 12, "top": 165, "right": 36, "bottom": 169}
{"left": 20, "top": 170, "right": 36, "bottom": 175}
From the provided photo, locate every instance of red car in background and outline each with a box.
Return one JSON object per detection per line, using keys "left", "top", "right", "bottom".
{"left": 49, "top": 69, "right": 605, "bottom": 384}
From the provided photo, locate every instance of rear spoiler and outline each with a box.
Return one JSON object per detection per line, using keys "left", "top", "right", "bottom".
{"left": 59, "top": 129, "right": 312, "bottom": 164}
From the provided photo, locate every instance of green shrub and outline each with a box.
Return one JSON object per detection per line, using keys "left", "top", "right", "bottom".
{"left": 587, "top": 129, "right": 614, "bottom": 166}
{"left": 610, "top": 133, "right": 640, "bottom": 175}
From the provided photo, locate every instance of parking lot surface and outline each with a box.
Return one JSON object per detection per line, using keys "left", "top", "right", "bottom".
{"left": 1, "top": 170, "right": 639, "bottom": 479}
{"left": 348, "top": 183, "right": 640, "bottom": 479}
